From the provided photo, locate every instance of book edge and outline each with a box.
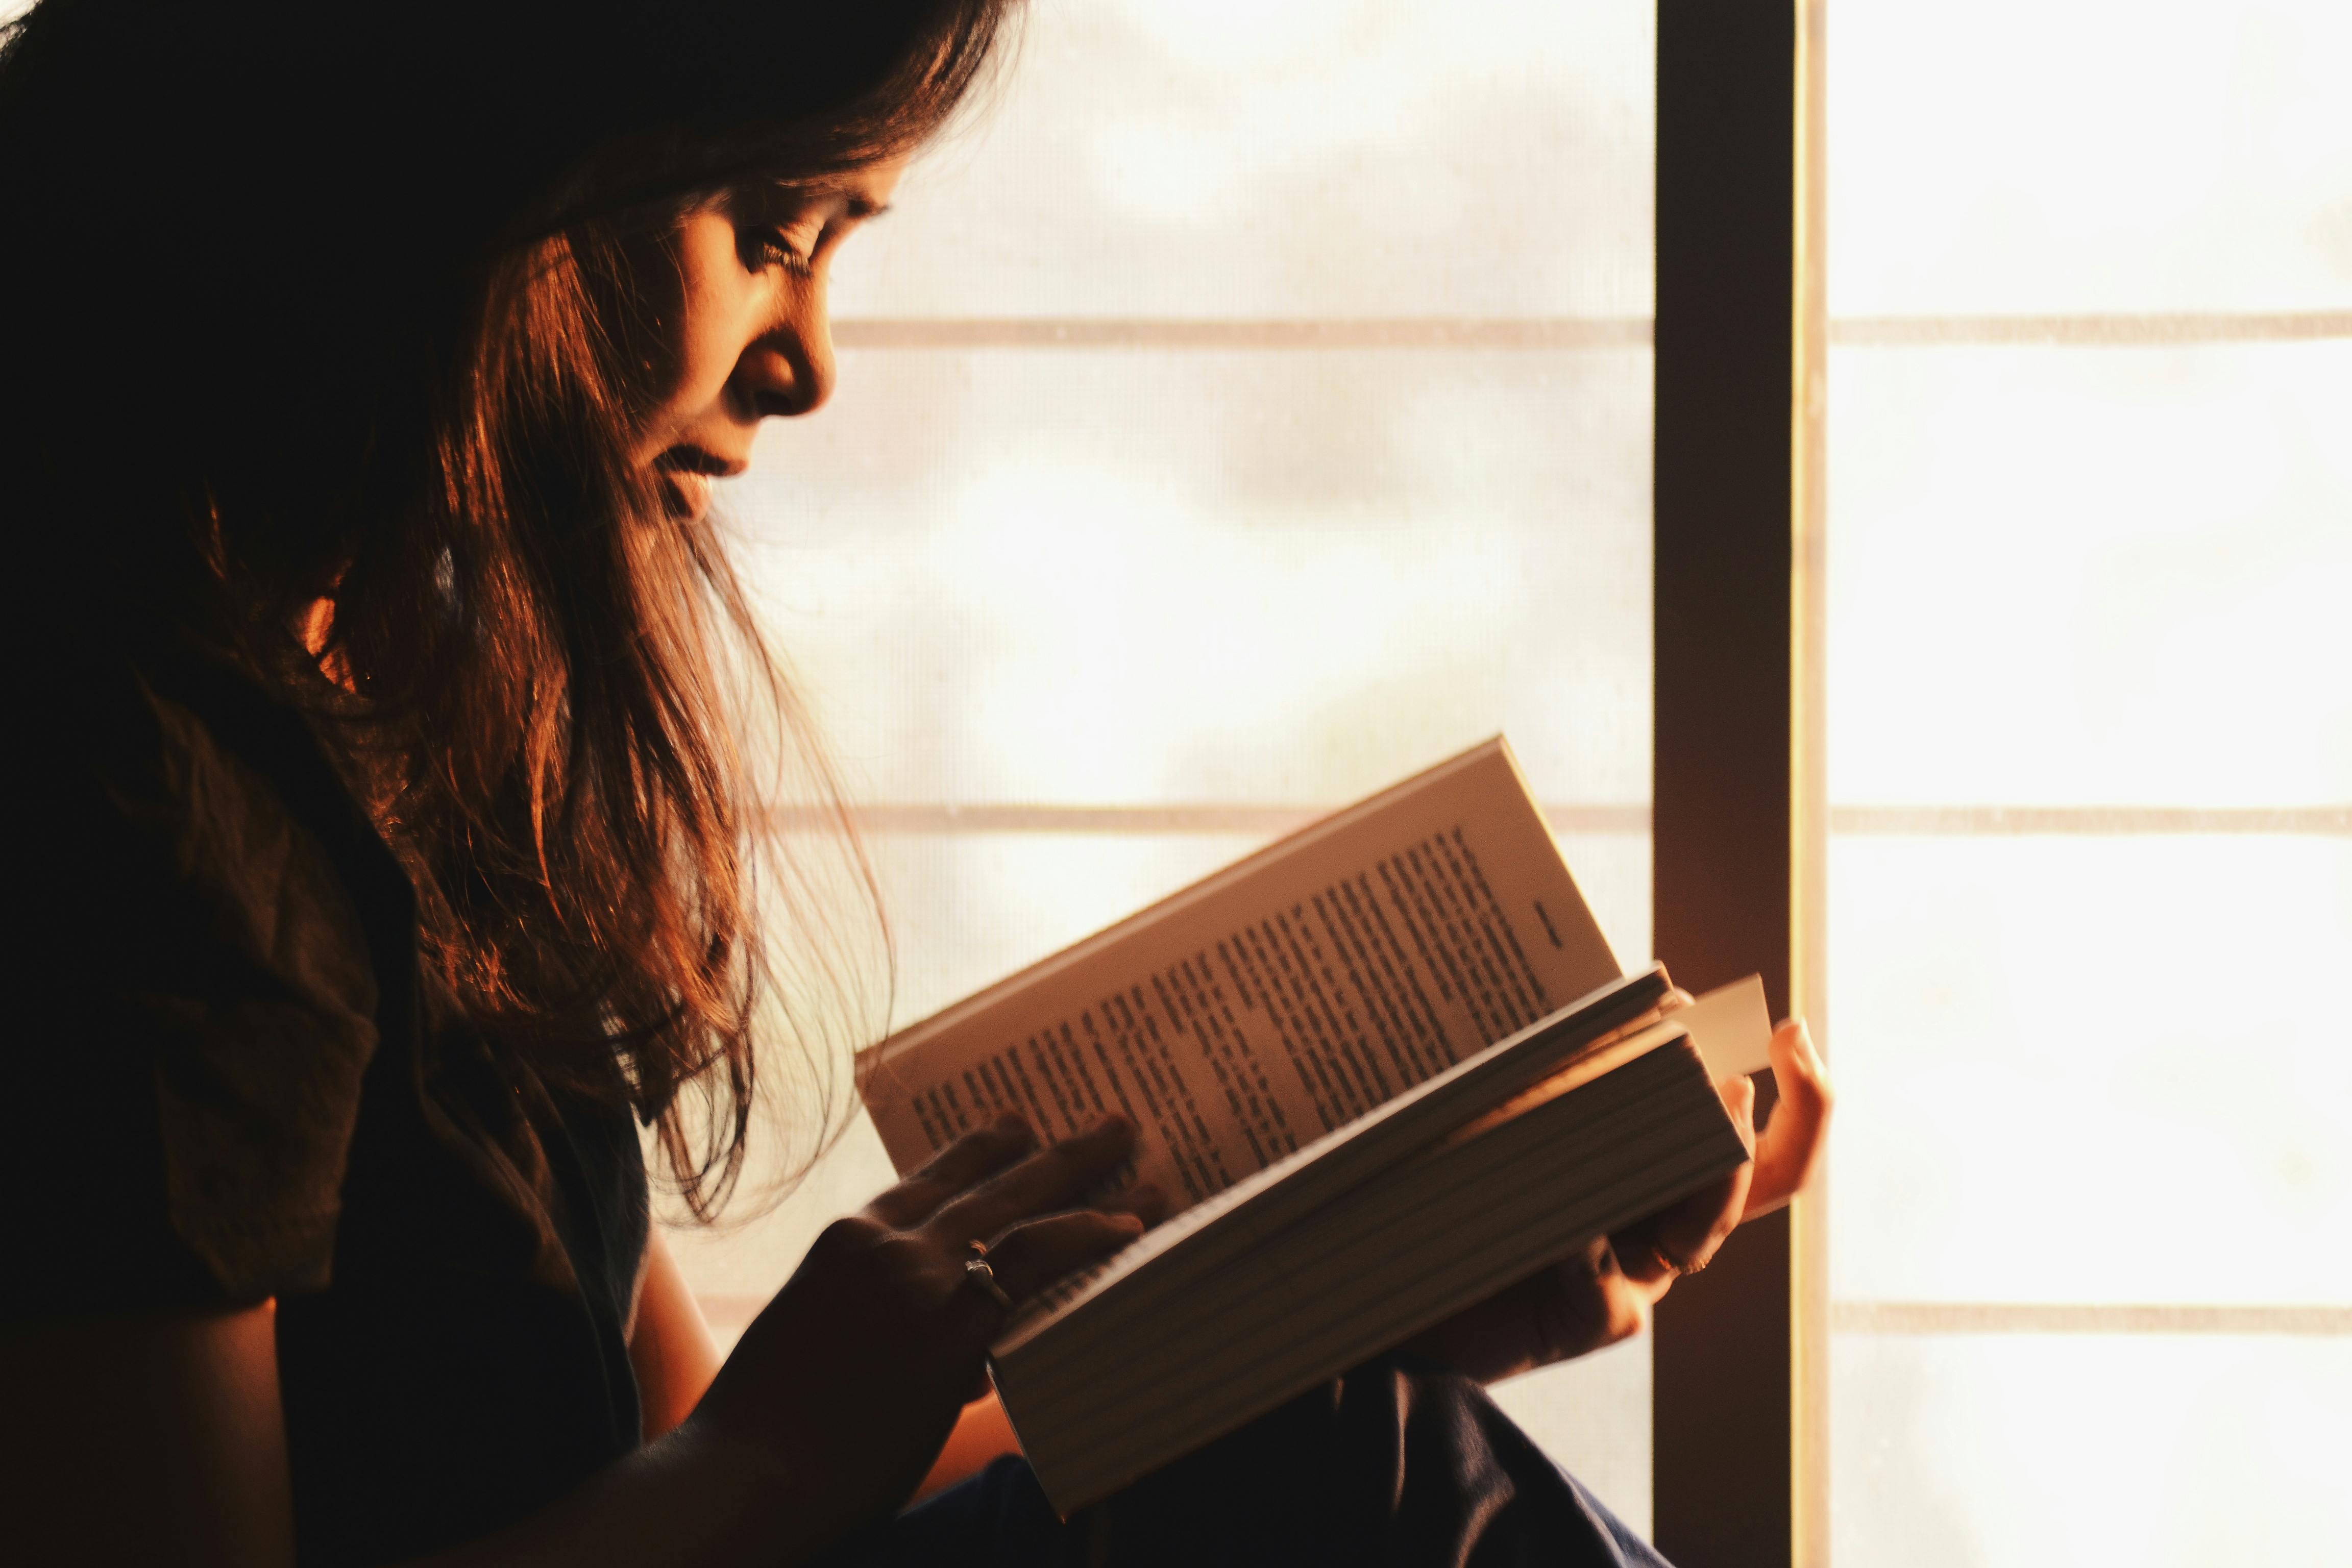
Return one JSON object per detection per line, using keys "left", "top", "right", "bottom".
{"left": 1012, "top": 1042, "right": 1748, "bottom": 1511}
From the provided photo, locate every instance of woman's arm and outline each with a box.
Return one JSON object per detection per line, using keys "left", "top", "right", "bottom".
{"left": 0, "top": 1309, "right": 850, "bottom": 1568}
{"left": 2, "top": 1116, "right": 1144, "bottom": 1568}
{"left": 0, "top": 1303, "right": 298, "bottom": 1568}
{"left": 0, "top": 1298, "right": 1004, "bottom": 1567}
{"left": 0, "top": 1308, "right": 821, "bottom": 1568}
{"left": 630, "top": 1229, "right": 725, "bottom": 1442}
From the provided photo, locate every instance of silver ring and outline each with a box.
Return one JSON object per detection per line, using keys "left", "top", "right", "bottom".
{"left": 964, "top": 1240, "right": 1014, "bottom": 1311}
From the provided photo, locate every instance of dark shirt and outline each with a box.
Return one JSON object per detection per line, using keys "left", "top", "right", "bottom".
{"left": 2, "top": 651, "right": 647, "bottom": 1566}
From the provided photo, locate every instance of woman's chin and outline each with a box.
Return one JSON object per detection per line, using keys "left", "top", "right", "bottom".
{"left": 658, "top": 469, "right": 713, "bottom": 522}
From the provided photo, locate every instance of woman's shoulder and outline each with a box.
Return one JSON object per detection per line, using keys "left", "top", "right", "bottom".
{"left": 3, "top": 652, "right": 392, "bottom": 1317}
{"left": 14, "top": 651, "right": 383, "bottom": 1007}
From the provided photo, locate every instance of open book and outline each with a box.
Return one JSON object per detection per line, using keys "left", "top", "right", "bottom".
{"left": 857, "top": 738, "right": 1768, "bottom": 1514}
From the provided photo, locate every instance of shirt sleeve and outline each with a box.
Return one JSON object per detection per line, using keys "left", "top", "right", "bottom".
{"left": 2, "top": 669, "right": 382, "bottom": 1317}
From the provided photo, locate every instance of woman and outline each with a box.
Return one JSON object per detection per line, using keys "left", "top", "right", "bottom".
{"left": 0, "top": 2, "right": 1828, "bottom": 1564}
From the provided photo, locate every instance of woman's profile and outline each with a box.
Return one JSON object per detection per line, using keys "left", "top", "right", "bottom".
{"left": 0, "top": 2, "right": 1828, "bottom": 1564}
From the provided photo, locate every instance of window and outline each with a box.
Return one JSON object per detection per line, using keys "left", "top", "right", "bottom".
{"left": 1819, "top": 2, "right": 2352, "bottom": 1562}
{"left": 673, "top": 0, "right": 1668, "bottom": 1527}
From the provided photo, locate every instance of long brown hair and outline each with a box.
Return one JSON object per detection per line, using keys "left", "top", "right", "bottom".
{"left": 0, "top": 0, "right": 1020, "bottom": 1217}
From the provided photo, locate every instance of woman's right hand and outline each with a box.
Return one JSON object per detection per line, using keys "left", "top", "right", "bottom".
{"left": 683, "top": 1114, "right": 1157, "bottom": 1541}
{"left": 1405, "top": 1016, "right": 1831, "bottom": 1385}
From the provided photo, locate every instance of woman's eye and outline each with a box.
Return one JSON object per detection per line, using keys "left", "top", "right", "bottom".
{"left": 745, "top": 226, "right": 816, "bottom": 277}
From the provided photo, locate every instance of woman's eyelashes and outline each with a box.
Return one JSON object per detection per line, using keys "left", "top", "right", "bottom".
{"left": 741, "top": 223, "right": 818, "bottom": 277}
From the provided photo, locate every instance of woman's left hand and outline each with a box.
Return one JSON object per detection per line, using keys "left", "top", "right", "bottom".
{"left": 1404, "top": 1017, "right": 1830, "bottom": 1385}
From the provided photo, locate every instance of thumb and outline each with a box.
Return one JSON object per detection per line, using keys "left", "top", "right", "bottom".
{"left": 1744, "top": 1018, "right": 1831, "bottom": 1220}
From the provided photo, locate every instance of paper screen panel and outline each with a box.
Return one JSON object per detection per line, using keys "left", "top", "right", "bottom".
{"left": 721, "top": 345, "right": 1652, "bottom": 810}
{"left": 1828, "top": 0, "right": 2352, "bottom": 316}
{"left": 1824, "top": 340, "right": 2352, "bottom": 809}
{"left": 1825, "top": 834, "right": 2352, "bottom": 1307}
{"left": 1823, "top": 1, "right": 2352, "bottom": 1561}
{"left": 1829, "top": 1334, "right": 2352, "bottom": 1567}
{"left": 829, "top": 0, "right": 1653, "bottom": 321}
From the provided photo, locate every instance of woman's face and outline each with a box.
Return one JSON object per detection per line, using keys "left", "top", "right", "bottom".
{"left": 628, "top": 159, "right": 904, "bottom": 521}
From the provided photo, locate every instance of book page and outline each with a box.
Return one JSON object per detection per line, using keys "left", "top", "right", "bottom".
{"left": 857, "top": 739, "right": 1625, "bottom": 1213}
{"left": 993, "top": 974, "right": 1673, "bottom": 1360}
{"left": 1672, "top": 973, "right": 1774, "bottom": 1078}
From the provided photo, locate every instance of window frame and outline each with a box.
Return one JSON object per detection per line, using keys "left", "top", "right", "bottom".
{"left": 1649, "top": 2, "right": 1818, "bottom": 1563}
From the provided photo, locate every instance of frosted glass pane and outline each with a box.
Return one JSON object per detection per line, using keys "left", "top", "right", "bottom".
{"left": 834, "top": 0, "right": 1653, "bottom": 320}
{"left": 1828, "top": 1, "right": 2352, "bottom": 315}
{"left": 1825, "top": 341, "right": 2352, "bottom": 807}
{"left": 1826, "top": 835, "right": 2352, "bottom": 1305}
{"left": 723, "top": 347, "right": 1651, "bottom": 808}
{"left": 1830, "top": 1334, "right": 2352, "bottom": 1567}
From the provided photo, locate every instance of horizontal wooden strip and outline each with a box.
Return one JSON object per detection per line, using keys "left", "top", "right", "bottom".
{"left": 829, "top": 313, "right": 2352, "bottom": 352}
{"left": 764, "top": 802, "right": 2347, "bottom": 838}
{"left": 832, "top": 317, "right": 1652, "bottom": 351}
{"left": 705, "top": 1295, "right": 2352, "bottom": 1340}
{"left": 768, "top": 803, "right": 1652, "bottom": 836}
{"left": 1829, "top": 804, "right": 2352, "bottom": 836}
{"left": 1830, "top": 311, "right": 2352, "bottom": 347}
{"left": 1834, "top": 1301, "right": 2352, "bottom": 1336}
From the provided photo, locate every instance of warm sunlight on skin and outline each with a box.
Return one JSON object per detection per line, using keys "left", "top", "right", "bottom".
{"left": 631, "top": 159, "right": 905, "bottom": 522}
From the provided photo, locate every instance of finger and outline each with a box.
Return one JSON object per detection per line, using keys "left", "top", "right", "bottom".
{"left": 1616, "top": 1076, "right": 1756, "bottom": 1282}
{"left": 865, "top": 1115, "right": 1036, "bottom": 1229}
{"left": 924, "top": 1116, "right": 1140, "bottom": 1245}
{"left": 1529, "top": 1237, "right": 1648, "bottom": 1358}
{"left": 1096, "top": 1182, "right": 1170, "bottom": 1230}
{"left": 1715, "top": 1065, "right": 1759, "bottom": 1157}
{"left": 1611, "top": 1166, "right": 1749, "bottom": 1285}
{"left": 1744, "top": 1018, "right": 1832, "bottom": 1221}
{"left": 976, "top": 1209, "right": 1147, "bottom": 1303}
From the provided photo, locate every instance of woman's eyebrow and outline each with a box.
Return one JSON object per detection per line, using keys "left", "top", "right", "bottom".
{"left": 758, "top": 179, "right": 891, "bottom": 222}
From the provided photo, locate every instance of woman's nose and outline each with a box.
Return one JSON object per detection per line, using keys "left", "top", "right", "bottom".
{"left": 739, "top": 304, "right": 835, "bottom": 420}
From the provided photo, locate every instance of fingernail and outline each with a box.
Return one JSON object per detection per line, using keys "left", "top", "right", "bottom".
{"left": 1114, "top": 1212, "right": 1146, "bottom": 1236}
